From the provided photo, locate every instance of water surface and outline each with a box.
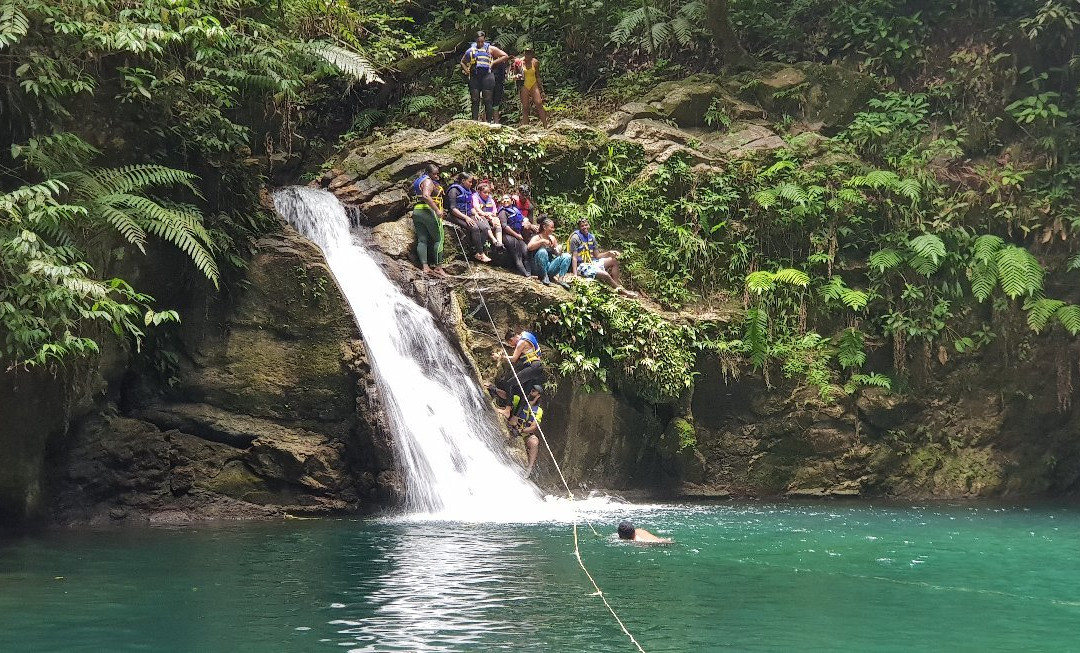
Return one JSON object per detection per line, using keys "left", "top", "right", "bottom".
{"left": 1, "top": 502, "right": 1077, "bottom": 652}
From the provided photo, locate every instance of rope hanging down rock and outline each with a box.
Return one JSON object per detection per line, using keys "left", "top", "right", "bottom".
{"left": 446, "top": 227, "right": 647, "bottom": 653}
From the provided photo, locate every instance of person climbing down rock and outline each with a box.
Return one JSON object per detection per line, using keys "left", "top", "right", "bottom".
{"left": 527, "top": 217, "right": 572, "bottom": 288}
{"left": 569, "top": 218, "right": 637, "bottom": 297}
{"left": 508, "top": 384, "right": 544, "bottom": 477}
{"left": 489, "top": 328, "right": 546, "bottom": 417}
{"left": 617, "top": 520, "right": 672, "bottom": 543}
{"left": 445, "top": 172, "right": 491, "bottom": 263}
{"left": 498, "top": 193, "right": 531, "bottom": 277}
{"left": 411, "top": 163, "right": 448, "bottom": 278}
{"left": 460, "top": 31, "right": 509, "bottom": 123}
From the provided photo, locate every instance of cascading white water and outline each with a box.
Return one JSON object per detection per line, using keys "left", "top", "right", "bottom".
{"left": 273, "top": 186, "right": 548, "bottom": 521}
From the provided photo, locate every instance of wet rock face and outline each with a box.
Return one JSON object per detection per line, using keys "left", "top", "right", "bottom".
{"left": 46, "top": 227, "right": 397, "bottom": 525}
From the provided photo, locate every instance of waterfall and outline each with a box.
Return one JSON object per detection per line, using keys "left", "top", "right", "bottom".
{"left": 273, "top": 187, "right": 545, "bottom": 520}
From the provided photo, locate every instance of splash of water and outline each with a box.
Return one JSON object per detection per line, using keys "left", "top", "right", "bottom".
{"left": 273, "top": 187, "right": 559, "bottom": 521}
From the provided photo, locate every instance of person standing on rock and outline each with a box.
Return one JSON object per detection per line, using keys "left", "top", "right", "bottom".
{"left": 498, "top": 193, "right": 531, "bottom": 277}
{"left": 491, "top": 38, "right": 510, "bottom": 123}
{"left": 445, "top": 172, "right": 491, "bottom": 263}
{"left": 527, "top": 217, "right": 571, "bottom": 288}
{"left": 569, "top": 218, "right": 637, "bottom": 297}
{"left": 519, "top": 47, "right": 549, "bottom": 127}
{"left": 461, "top": 31, "right": 509, "bottom": 123}
{"left": 411, "top": 163, "right": 448, "bottom": 278}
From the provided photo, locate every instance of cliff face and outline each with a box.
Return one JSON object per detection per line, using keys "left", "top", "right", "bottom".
{"left": 13, "top": 227, "right": 397, "bottom": 526}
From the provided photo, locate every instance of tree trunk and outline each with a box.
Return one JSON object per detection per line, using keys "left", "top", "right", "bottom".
{"left": 705, "top": 0, "right": 754, "bottom": 69}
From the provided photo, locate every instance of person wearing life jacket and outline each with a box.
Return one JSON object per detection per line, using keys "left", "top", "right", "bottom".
{"left": 445, "top": 172, "right": 491, "bottom": 263}
{"left": 489, "top": 328, "right": 546, "bottom": 416}
{"left": 497, "top": 193, "right": 531, "bottom": 277}
{"left": 569, "top": 217, "right": 638, "bottom": 297}
{"left": 472, "top": 181, "right": 503, "bottom": 251}
{"left": 508, "top": 384, "right": 544, "bottom": 477}
{"left": 411, "top": 163, "right": 448, "bottom": 278}
{"left": 460, "top": 31, "right": 509, "bottom": 123}
{"left": 512, "top": 183, "right": 537, "bottom": 235}
{"left": 527, "top": 216, "right": 572, "bottom": 288}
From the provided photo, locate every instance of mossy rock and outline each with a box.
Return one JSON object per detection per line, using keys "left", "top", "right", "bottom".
{"left": 642, "top": 74, "right": 725, "bottom": 127}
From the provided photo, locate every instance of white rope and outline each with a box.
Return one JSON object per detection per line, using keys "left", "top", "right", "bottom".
{"left": 446, "top": 224, "right": 646, "bottom": 653}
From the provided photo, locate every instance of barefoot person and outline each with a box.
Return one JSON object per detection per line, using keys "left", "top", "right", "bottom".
{"left": 445, "top": 172, "right": 491, "bottom": 263}
{"left": 519, "top": 47, "right": 550, "bottom": 127}
{"left": 527, "top": 217, "right": 571, "bottom": 288}
{"left": 569, "top": 218, "right": 637, "bottom": 297}
{"left": 472, "top": 181, "right": 502, "bottom": 252}
{"left": 461, "top": 31, "right": 509, "bottom": 123}
{"left": 617, "top": 520, "right": 672, "bottom": 543}
{"left": 411, "top": 163, "right": 448, "bottom": 278}
{"left": 488, "top": 329, "right": 546, "bottom": 416}
{"left": 508, "top": 384, "right": 544, "bottom": 477}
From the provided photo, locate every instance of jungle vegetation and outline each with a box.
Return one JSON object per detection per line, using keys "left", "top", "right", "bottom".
{"left": 5, "top": 0, "right": 1080, "bottom": 414}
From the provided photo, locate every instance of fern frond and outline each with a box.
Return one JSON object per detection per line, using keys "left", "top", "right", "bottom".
{"left": 753, "top": 188, "right": 778, "bottom": 209}
{"left": 995, "top": 245, "right": 1043, "bottom": 298}
{"left": 1055, "top": 305, "right": 1080, "bottom": 335}
{"left": 909, "top": 254, "right": 941, "bottom": 277}
{"left": 0, "top": 0, "right": 28, "bottom": 50}
{"left": 745, "top": 307, "right": 769, "bottom": 368}
{"left": 838, "top": 327, "right": 866, "bottom": 369}
{"left": 746, "top": 270, "right": 775, "bottom": 294}
{"left": 969, "top": 262, "right": 998, "bottom": 302}
{"left": 1025, "top": 297, "right": 1064, "bottom": 332}
{"left": 774, "top": 268, "right": 810, "bottom": 287}
{"left": 403, "top": 94, "right": 438, "bottom": 115}
{"left": 972, "top": 234, "right": 1005, "bottom": 264}
{"left": 868, "top": 248, "right": 902, "bottom": 273}
{"left": 908, "top": 233, "right": 946, "bottom": 264}
{"left": 309, "top": 41, "right": 382, "bottom": 84}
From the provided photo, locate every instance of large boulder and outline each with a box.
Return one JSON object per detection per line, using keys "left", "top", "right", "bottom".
{"left": 643, "top": 75, "right": 725, "bottom": 127}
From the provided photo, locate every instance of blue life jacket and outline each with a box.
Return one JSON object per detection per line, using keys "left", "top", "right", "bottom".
{"left": 520, "top": 331, "right": 541, "bottom": 363}
{"left": 513, "top": 400, "right": 543, "bottom": 429}
{"left": 570, "top": 229, "right": 597, "bottom": 264}
{"left": 468, "top": 43, "right": 492, "bottom": 73}
{"left": 447, "top": 183, "right": 473, "bottom": 216}
{"left": 502, "top": 206, "right": 524, "bottom": 233}
{"left": 411, "top": 174, "right": 443, "bottom": 210}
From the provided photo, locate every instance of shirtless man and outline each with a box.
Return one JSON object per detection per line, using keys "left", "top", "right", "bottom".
{"left": 617, "top": 520, "right": 672, "bottom": 543}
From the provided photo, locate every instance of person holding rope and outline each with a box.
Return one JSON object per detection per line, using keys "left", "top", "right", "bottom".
{"left": 508, "top": 384, "right": 544, "bottom": 477}
{"left": 488, "top": 328, "right": 546, "bottom": 417}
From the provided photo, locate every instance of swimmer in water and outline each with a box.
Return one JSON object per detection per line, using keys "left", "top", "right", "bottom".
{"left": 617, "top": 520, "right": 672, "bottom": 543}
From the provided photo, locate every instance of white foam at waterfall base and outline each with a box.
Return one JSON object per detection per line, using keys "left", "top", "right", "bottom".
{"left": 274, "top": 187, "right": 612, "bottom": 523}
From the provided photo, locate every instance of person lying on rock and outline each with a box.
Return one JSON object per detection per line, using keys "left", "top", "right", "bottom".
{"left": 527, "top": 217, "right": 572, "bottom": 288}
{"left": 498, "top": 193, "right": 531, "bottom": 277}
{"left": 617, "top": 520, "right": 672, "bottom": 543}
{"left": 569, "top": 218, "right": 638, "bottom": 297}
{"left": 507, "top": 384, "right": 544, "bottom": 478}
{"left": 411, "top": 163, "right": 448, "bottom": 278}
{"left": 472, "top": 181, "right": 503, "bottom": 253}
{"left": 445, "top": 172, "right": 491, "bottom": 263}
{"left": 488, "top": 329, "right": 546, "bottom": 416}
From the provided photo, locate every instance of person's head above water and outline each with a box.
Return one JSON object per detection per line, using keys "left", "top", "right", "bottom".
{"left": 617, "top": 521, "right": 635, "bottom": 539}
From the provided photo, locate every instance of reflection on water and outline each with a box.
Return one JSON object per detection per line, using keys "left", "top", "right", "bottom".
{"left": 2, "top": 503, "right": 1080, "bottom": 652}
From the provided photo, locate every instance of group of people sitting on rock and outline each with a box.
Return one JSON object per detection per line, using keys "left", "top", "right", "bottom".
{"left": 411, "top": 163, "right": 639, "bottom": 298}
{"left": 460, "top": 30, "right": 549, "bottom": 127}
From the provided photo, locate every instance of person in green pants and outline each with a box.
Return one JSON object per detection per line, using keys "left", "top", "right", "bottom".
{"left": 411, "top": 163, "right": 448, "bottom": 278}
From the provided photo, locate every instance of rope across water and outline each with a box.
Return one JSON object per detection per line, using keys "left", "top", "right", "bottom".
{"left": 446, "top": 225, "right": 647, "bottom": 653}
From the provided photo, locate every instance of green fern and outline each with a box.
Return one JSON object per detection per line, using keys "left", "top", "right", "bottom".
{"left": 403, "top": 94, "right": 438, "bottom": 115}
{"left": 972, "top": 234, "right": 1005, "bottom": 264}
{"left": 908, "top": 233, "right": 946, "bottom": 265}
{"left": 774, "top": 267, "right": 810, "bottom": 288}
{"left": 309, "top": 41, "right": 382, "bottom": 84}
{"left": 0, "top": 0, "right": 28, "bottom": 50}
{"left": 1025, "top": 297, "right": 1064, "bottom": 332}
{"left": 837, "top": 327, "right": 867, "bottom": 369}
{"left": 995, "top": 245, "right": 1043, "bottom": 298}
{"left": 1055, "top": 305, "right": 1080, "bottom": 335}
{"left": 969, "top": 262, "right": 998, "bottom": 302}
{"left": 746, "top": 270, "right": 776, "bottom": 294}
{"left": 745, "top": 306, "right": 769, "bottom": 368}
{"left": 868, "top": 248, "right": 902, "bottom": 273}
